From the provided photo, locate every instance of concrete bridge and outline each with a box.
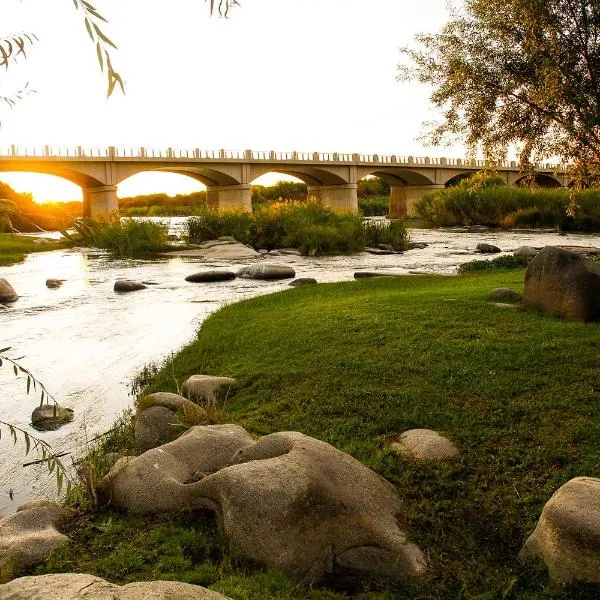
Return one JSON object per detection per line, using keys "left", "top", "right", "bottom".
{"left": 0, "top": 145, "right": 565, "bottom": 217}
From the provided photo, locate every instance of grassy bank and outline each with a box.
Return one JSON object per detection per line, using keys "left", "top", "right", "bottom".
{"left": 416, "top": 174, "right": 600, "bottom": 231}
{"left": 20, "top": 268, "right": 600, "bottom": 599}
{"left": 0, "top": 234, "right": 71, "bottom": 266}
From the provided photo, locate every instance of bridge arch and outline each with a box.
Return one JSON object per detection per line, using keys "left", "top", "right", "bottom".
{"left": 115, "top": 165, "right": 241, "bottom": 187}
{"left": 249, "top": 165, "right": 348, "bottom": 186}
{"left": 513, "top": 173, "right": 564, "bottom": 188}
{"left": 356, "top": 167, "right": 435, "bottom": 187}
{"left": 0, "top": 162, "right": 105, "bottom": 188}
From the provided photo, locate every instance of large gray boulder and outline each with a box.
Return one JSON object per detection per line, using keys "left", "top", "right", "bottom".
{"left": 236, "top": 263, "right": 296, "bottom": 280}
{"left": 391, "top": 429, "right": 459, "bottom": 461}
{"left": 31, "top": 404, "right": 74, "bottom": 431}
{"left": 0, "top": 501, "right": 68, "bottom": 571}
{"left": 514, "top": 246, "right": 539, "bottom": 258}
{"left": 0, "top": 573, "right": 231, "bottom": 599}
{"left": 185, "top": 270, "right": 236, "bottom": 283}
{"left": 135, "top": 392, "right": 205, "bottom": 451}
{"left": 181, "top": 375, "right": 235, "bottom": 405}
{"left": 520, "top": 477, "right": 600, "bottom": 583}
{"left": 114, "top": 279, "right": 147, "bottom": 293}
{"left": 100, "top": 427, "right": 427, "bottom": 583}
{"left": 101, "top": 425, "right": 255, "bottom": 513}
{"left": 477, "top": 243, "right": 501, "bottom": 254}
{"left": 523, "top": 246, "right": 600, "bottom": 322}
{"left": 0, "top": 278, "right": 18, "bottom": 303}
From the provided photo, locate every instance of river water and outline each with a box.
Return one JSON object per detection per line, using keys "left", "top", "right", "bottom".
{"left": 3, "top": 218, "right": 600, "bottom": 514}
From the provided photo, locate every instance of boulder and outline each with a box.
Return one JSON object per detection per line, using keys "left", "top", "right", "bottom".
{"left": 514, "top": 246, "right": 539, "bottom": 258}
{"left": 101, "top": 427, "right": 427, "bottom": 583}
{"left": 182, "top": 375, "right": 235, "bottom": 405}
{"left": 519, "top": 477, "right": 600, "bottom": 584}
{"left": 488, "top": 288, "right": 522, "bottom": 303}
{"left": 0, "top": 278, "right": 18, "bottom": 303}
{"left": 100, "top": 424, "right": 255, "bottom": 513}
{"left": 45, "top": 279, "right": 64, "bottom": 289}
{"left": 364, "top": 247, "right": 394, "bottom": 255}
{"left": 0, "top": 501, "right": 68, "bottom": 571}
{"left": 185, "top": 271, "right": 236, "bottom": 283}
{"left": 523, "top": 246, "right": 600, "bottom": 322}
{"left": 269, "top": 248, "right": 302, "bottom": 256}
{"left": 391, "top": 429, "right": 459, "bottom": 461}
{"left": 114, "top": 279, "right": 147, "bottom": 293}
{"left": 0, "top": 573, "right": 232, "bottom": 599}
{"left": 354, "top": 271, "right": 398, "bottom": 279}
{"left": 236, "top": 263, "right": 296, "bottom": 280}
{"left": 135, "top": 392, "right": 205, "bottom": 451}
{"left": 289, "top": 278, "right": 317, "bottom": 286}
{"left": 164, "top": 242, "right": 260, "bottom": 260}
{"left": 409, "top": 242, "right": 428, "bottom": 250}
{"left": 476, "top": 243, "right": 501, "bottom": 254}
{"left": 31, "top": 404, "right": 74, "bottom": 431}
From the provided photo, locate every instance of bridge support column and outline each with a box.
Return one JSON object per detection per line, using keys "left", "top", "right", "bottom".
{"left": 82, "top": 185, "right": 119, "bottom": 218}
{"left": 206, "top": 184, "right": 252, "bottom": 212}
{"left": 389, "top": 185, "right": 445, "bottom": 218}
{"left": 307, "top": 184, "right": 358, "bottom": 213}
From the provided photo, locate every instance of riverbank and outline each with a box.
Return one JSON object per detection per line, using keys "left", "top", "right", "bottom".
{"left": 0, "top": 234, "right": 72, "bottom": 267}
{"left": 14, "top": 266, "right": 600, "bottom": 599}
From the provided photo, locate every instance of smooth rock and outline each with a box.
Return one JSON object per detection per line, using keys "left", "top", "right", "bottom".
{"left": 289, "top": 278, "right": 317, "bottom": 286}
{"left": 114, "top": 279, "right": 147, "bottom": 293}
{"left": 269, "top": 248, "right": 302, "bottom": 256}
{"left": 185, "top": 270, "right": 236, "bottom": 283}
{"left": 135, "top": 392, "right": 205, "bottom": 452}
{"left": 101, "top": 427, "right": 427, "bottom": 582}
{"left": 488, "top": 288, "right": 522, "bottom": 303}
{"left": 409, "top": 242, "right": 428, "bottom": 250}
{"left": 0, "top": 278, "right": 18, "bottom": 303}
{"left": 392, "top": 429, "right": 459, "bottom": 461}
{"left": 514, "top": 246, "right": 539, "bottom": 258}
{"left": 523, "top": 246, "right": 600, "bottom": 322}
{"left": 0, "top": 573, "right": 232, "bottom": 599}
{"left": 364, "top": 247, "right": 394, "bottom": 255}
{"left": 0, "top": 502, "right": 68, "bottom": 571}
{"left": 376, "top": 243, "right": 396, "bottom": 252}
{"left": 236, "top": 263, "right": 295, "bottom": 280}
{"left": 165, "top": 242, "right": 260, "bottom": 260}
{"left": 476, "top": 243, "right": 501, "bottom": 254}
{"left": 354, "top": 271, "right": 398, "bottom": 279}
{"left": 31, "top": 404, "right": 74, "bottom": 431}
{"left": 520, "top": 477, "right": 600, "bottom": 583}
{"left": 182, "top": 375, "right": 235, "bottom": 404}
{"left": 557, "top": 245, "right": 600, "bottom": 256}
{"left": 45, "top": 279, "right": 63, "bottom": 289}
{"left": 100, "top": 424, "right": 255, "bottom": 513}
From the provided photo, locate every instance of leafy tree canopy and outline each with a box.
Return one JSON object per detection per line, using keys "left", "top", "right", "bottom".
{"left": 399, "top": 0, "right": 600, "bottom": 181}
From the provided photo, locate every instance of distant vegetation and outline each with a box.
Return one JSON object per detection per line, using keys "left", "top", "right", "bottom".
{"left": 417, "top": 172, "right": 600, "bottom": 231}
{"left": 187, "top": 201, "right": 408, "bottom": 256}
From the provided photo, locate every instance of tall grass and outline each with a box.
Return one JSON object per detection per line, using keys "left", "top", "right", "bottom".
{"left": 416, "top": 173, "right": 600, "bottom": 231}
{"left": 186, "top": 202, "right": 409, "bottom": 256}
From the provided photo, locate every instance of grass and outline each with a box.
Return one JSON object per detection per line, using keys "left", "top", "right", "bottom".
{"left": 0, "top": 234, "right": 71, "bottom": 266}
{"left": 17, "top": 269, "right": 600, "bottom": 599}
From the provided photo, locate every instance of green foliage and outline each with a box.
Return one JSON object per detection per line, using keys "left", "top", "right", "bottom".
{"left": 65, "top": 217, "right": 170, "bottom": 256}
{"left": 358, "top": 196, "right": 389, "bottom": 217}
{"left": 416, "top": 174, "right": 600, "bottom": 230}
{"left": 186, "top": 203, "right": 409, "bottom": 256}
{"left": 358, "top": 176, "right": 390, "bottom": 198}
{"left": 251, "top": 181, "right": 307, "bottom": 208}
{"left": 457, "top": 254, "right": 531, "bottom": 273}
{"left": 399, "top": 0, "right": 600, "bottom": 178}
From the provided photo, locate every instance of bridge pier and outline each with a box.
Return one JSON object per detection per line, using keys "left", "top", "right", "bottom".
{"left": 389, "top": 185, "right": 445, "bottom": 218}
{"left": 206, "top": 184, "right": 252, "bottom": 212}
{"left": 307, "top": 184, "right": 358, "bottom": 212}
{"left": 82, "top": 185, "right": 119, "bottom": 218}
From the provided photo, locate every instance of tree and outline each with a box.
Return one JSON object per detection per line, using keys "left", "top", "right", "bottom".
{"left": 399, "top": 0, "right": 600, "bottom": 181}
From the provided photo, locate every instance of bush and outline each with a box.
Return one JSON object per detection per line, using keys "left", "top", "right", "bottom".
{"left": 69, "top": 218, "right": 170, "bottom": 256}
{"left": 358, "top": 195, "right": 389, "bottom": 216}
{"left": 185, "top": 202, "right": 409, "bottom": 255}
{"left": 457, "top": 254, "right": 531, "bottom": 273}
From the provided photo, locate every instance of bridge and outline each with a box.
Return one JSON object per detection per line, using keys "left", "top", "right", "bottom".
{"left": 0, "top": 146, "right": 565, "bottom": 217}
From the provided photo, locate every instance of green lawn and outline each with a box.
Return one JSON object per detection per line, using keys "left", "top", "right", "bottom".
{"left": 24, "top": 270, "right": 600, "bottom": 599}
{"left": 0, "top": 234, "right": 70, "bottom": 266}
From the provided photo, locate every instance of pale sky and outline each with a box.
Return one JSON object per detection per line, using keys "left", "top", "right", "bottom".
{"left": 0, "top": 0, "right": 455, "bottom": 202}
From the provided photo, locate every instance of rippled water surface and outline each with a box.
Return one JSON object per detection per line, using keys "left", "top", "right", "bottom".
{"left": 3, "top": 220, "right": 600, "bottom": 513}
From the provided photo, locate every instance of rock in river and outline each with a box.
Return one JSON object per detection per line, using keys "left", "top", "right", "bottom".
{"left": 185, "top": 270, "right": 236, "bottom": 283}
{"left": 476, "top": 243, "right": 501, "bottom": 254}
{"left": 237, "top": 263, "right": 296, "bottom": 280}
{"left": 114, "top": 279, "right": 147, "bottom": 292}
{"left": 289, "top": 278, "right": 317, "bottom": 286}
{"left": 0, "top": 278, "right": 18, "bottom": 303}
{"left": 31, "top": 404, "right": 74, "bottom": 431}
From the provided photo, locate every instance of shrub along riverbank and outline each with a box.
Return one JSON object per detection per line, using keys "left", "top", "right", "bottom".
{"left": 18, "top": 268, "right": 600, "bottom": 599}
{"left": 417, "top": 173, "right": 600, "bottom": 231}
{"left": 186, "top": 202, "right": 408, "bottom": 255}
{"left": 0, "top": 234, "right": 72, "bottom": 267}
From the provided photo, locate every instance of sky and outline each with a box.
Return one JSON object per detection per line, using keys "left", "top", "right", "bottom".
{"left": 0, "top": 0, "right": 456, "bottom": 203}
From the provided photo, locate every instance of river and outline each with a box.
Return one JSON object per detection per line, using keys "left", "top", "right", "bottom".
{"left": 2, "top": 219, "right": 600, "bottom": 514}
